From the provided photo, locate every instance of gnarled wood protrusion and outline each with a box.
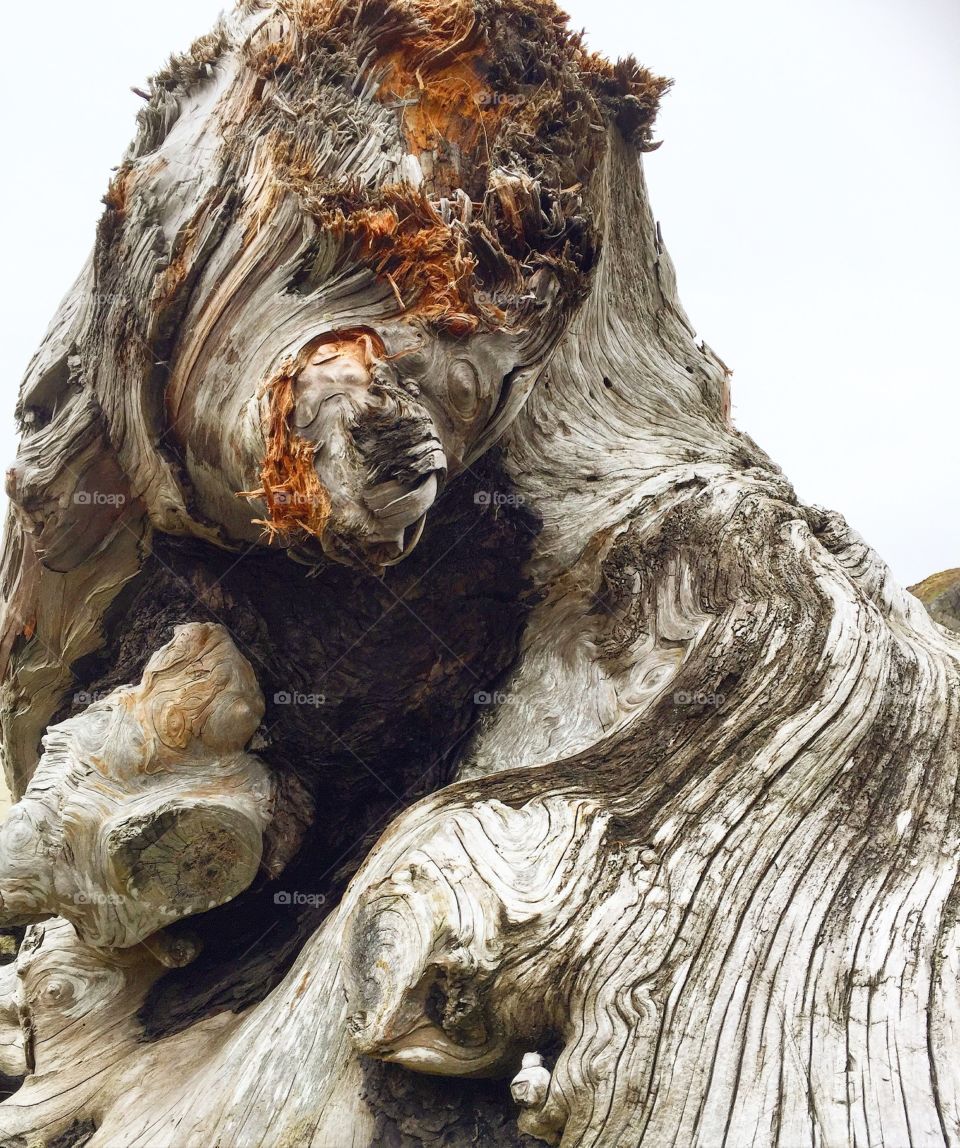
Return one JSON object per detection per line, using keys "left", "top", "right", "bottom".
{"left": 341, "top": 793, "right": 668, "bottom": 1145}
{"left": 0, "top": 915, "right": 184, "bottom": 1142}
{"left": 339, "top": 480, "right": 960, "bottom": 1147}
{"left": 0, "top": 0, "right": 665, "bottom": 797}
{"left": 0, "top": 960, "right": 23, "bottom": 1081}
{"left": 0, "top": 0, "right": 956, "bottom": 1144}
{"left": 0, "top": 623, "right": 278, "bottom": 952}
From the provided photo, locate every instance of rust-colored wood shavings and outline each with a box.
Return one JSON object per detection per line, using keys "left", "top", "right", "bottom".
{"left": 241, "top": 368, "right": 332, "bottom": 543}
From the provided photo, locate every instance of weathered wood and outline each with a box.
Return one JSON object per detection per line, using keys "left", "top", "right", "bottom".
{"left": 0, "top": 0, "right": 956, "bottom": 1146}
{"left": 0, "top": 623, "right": 276, "bottom": 954}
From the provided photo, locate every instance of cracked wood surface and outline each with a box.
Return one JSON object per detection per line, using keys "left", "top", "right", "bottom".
{"left": 0, "top": 1, "right": 956, "bottom": 1146}
{"left": 0, "top": 623, "right": 278, "bottom": 953}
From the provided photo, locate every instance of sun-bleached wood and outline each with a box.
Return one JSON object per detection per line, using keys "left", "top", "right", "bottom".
{"left": 0, "top": 0, "right": 956, "bottom": 1145}
{"left": 0, "top": 623, "right": 275, "bottom": 955}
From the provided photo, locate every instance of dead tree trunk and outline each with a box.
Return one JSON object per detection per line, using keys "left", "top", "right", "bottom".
{"left": 0, "top": 2, "right": 956, "bottom": 1146}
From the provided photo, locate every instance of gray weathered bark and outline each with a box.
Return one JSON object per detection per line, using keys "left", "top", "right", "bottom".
{"left": 0, "top": 2, "right": 956, "bottom": 1146}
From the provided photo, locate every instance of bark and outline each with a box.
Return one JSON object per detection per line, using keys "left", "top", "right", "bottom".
{"left": 0, "top": 1, "right": 957, "bottom": 1146}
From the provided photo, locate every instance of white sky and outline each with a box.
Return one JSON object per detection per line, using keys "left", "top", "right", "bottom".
{"left": 0, "top": 0, "right": 956, "bottom": 586}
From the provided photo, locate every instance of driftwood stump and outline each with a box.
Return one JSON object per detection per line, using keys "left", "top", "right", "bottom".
{"left": 0, "top": 2, "right": 956, "bottom": 1145}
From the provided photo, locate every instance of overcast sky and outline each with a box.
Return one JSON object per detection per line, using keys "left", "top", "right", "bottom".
{"left": 0, "top": 0, "right": 956, "bottom": 586}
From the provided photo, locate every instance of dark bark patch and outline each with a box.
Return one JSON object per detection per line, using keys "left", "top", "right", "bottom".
{"left": 361, "top": 1059, "right": 541, "bottom": 1148}
{"left": 58, "top": 452, "right": 539, "bottom": 1037}
{"left": 41, "top": 1121, "right": 97, "bottom": 1148}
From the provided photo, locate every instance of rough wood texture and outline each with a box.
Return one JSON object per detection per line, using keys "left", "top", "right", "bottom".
{"left": 0, "top": 623, "right": 276, "bottom": 955}
{"left": 0, "top": 0, "right": 957, "bottom": 1145}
